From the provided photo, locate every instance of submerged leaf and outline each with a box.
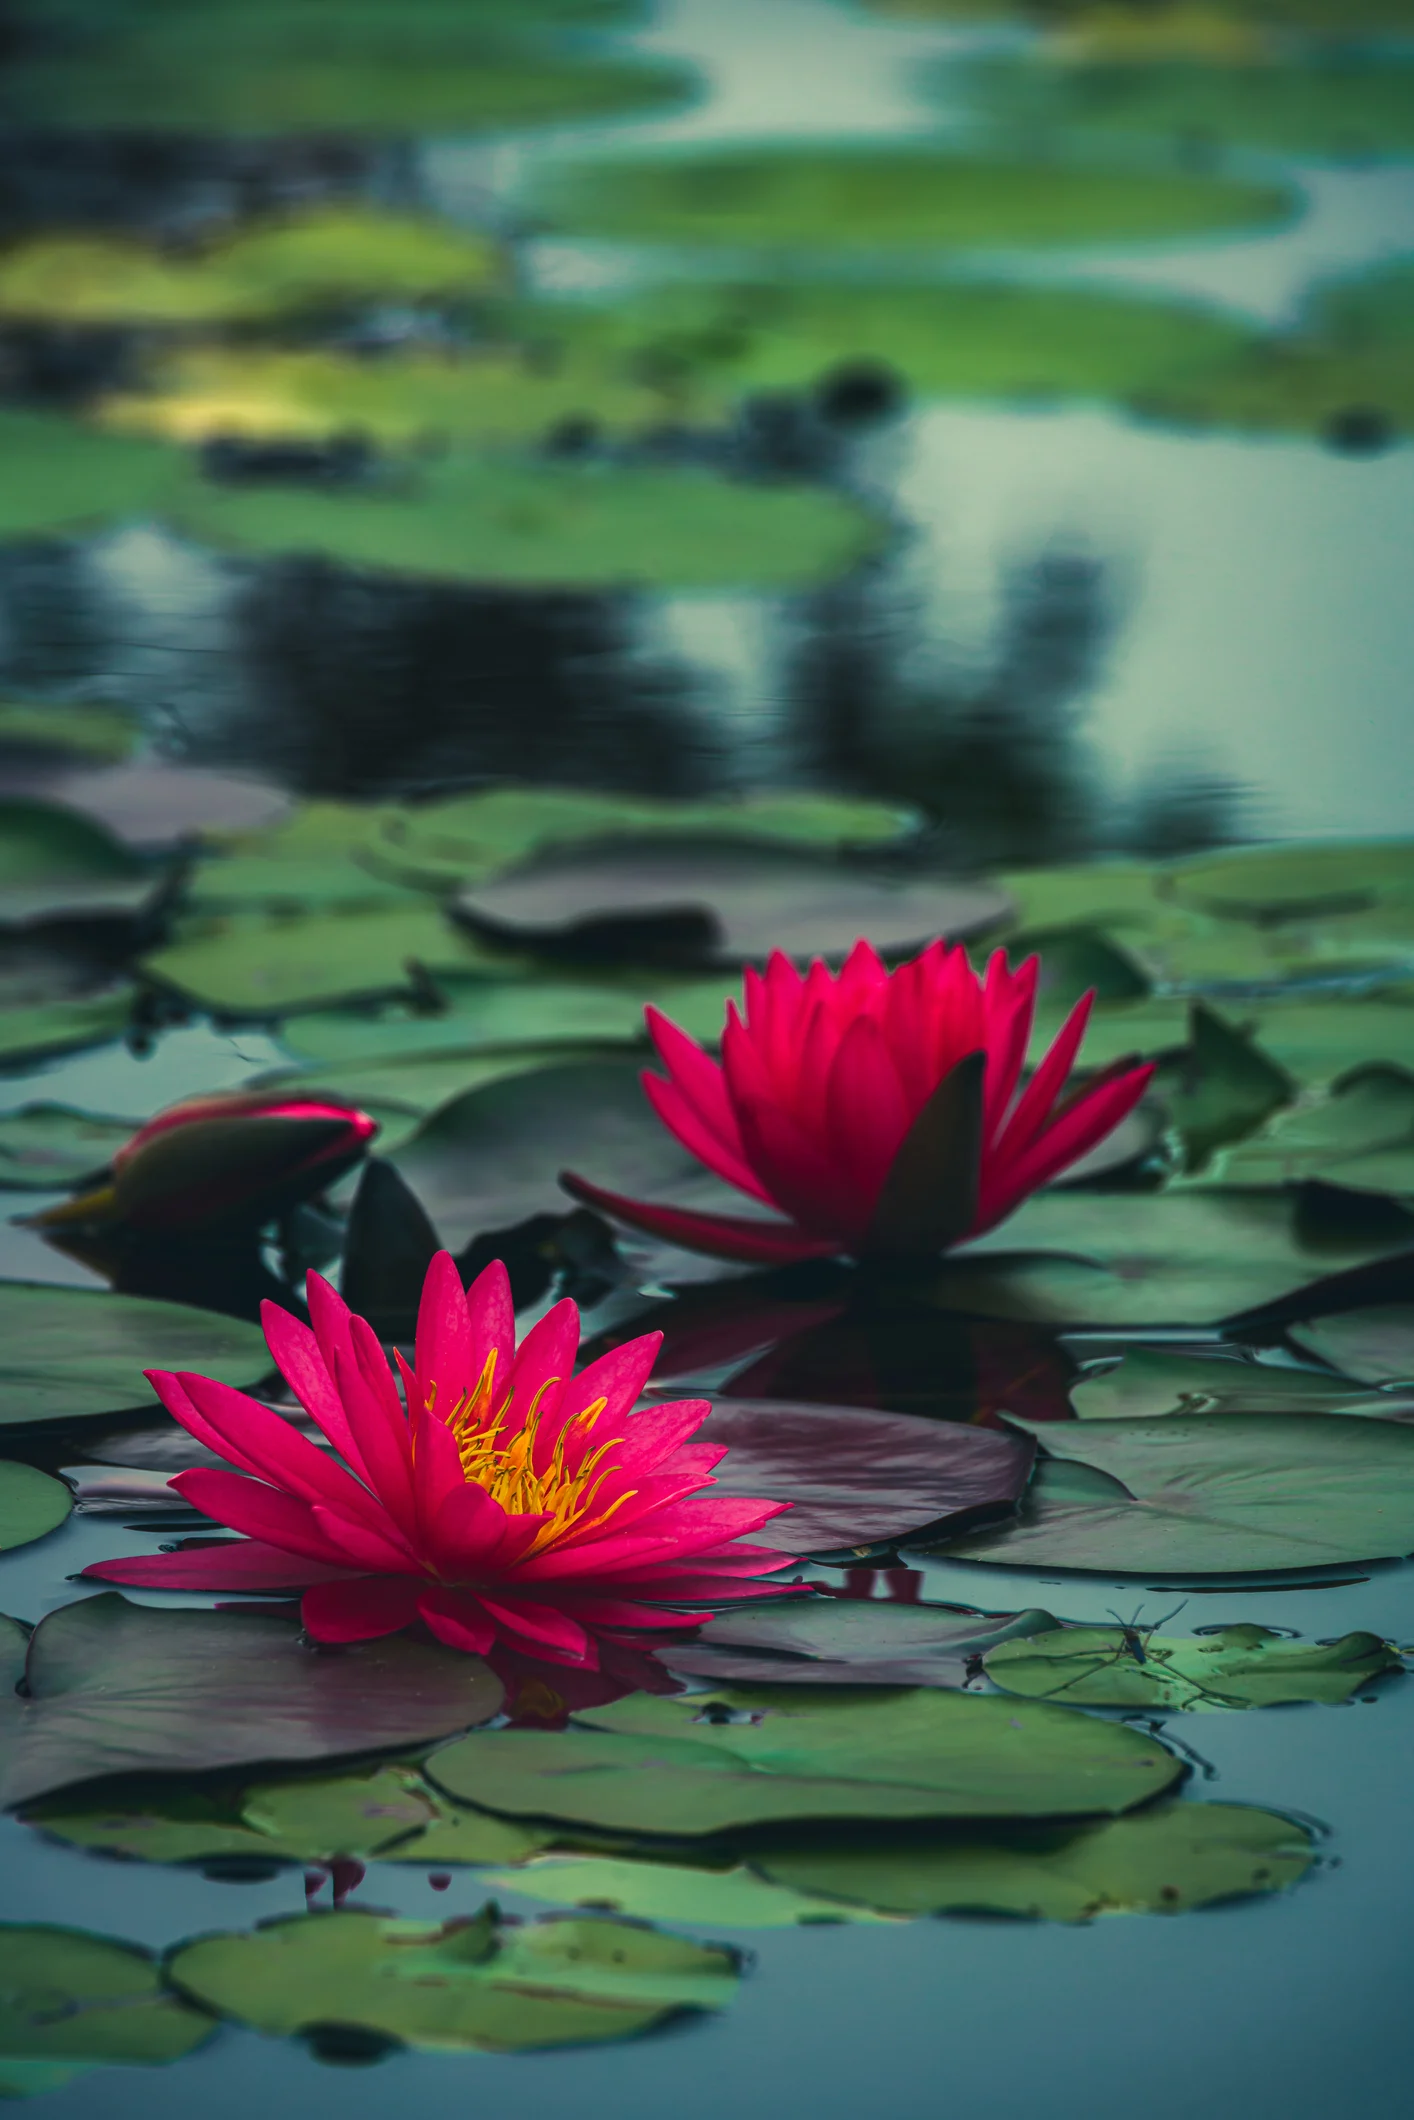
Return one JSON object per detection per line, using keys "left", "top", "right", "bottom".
{"left": 167, "top": 1908, "right": 736, "bottom": 2053}
{"left": 0, "top": 1597, "right": 503, "bottom": 1808}
{"left": 755, "top": 1802, "right": 1315, "bottom": 1922}
{"left": 428, "top": 1685, "right": 1181, "bottom": 1834}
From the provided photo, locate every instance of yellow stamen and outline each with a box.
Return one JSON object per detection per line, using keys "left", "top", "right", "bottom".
{"left": 427, "top": 1363, "right": 635, "bottom": 1554}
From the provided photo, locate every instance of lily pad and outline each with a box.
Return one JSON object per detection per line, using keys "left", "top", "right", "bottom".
{"left": 0, "top": 1280, "right": 268, "bottom": 1426}
{"left": 685, "top": 1398, "right": 1036, "bottom": 1556}
{"left": 931, "top": 1414, "right": 1414, "bottom": 1574}
{"left": 255, "top": 1046, "right": 631, "bottom": 1144}
{"left": 1290, "top": 1306, "right": 1414, "bottom": 1386}
{"left": 666, "top": 1596, "right": 1059, "bottom": 1687}
{"left": 428, "top": 1685, "right": 1182, "bottom": 1835}
{"left": 33, "top": 764, "right": 291, "bottom": 853}
{"left": 0, "top": 411, "right": 175, "bottom": 542}
{"left": 1069, "top": 1348, "right": 1414, "bottom": 1422}
{"left": 0, "top": 1926, "right": 214, "bottom": 2068}
{"left": 166, "top": 1907, "right": 736, "bottom": 2052}
{"left": 390, "top": 1057, "right": 701, "bottom": 1248}
{"left": 1154, "top": 1003, "right": 1295, "bottom": 1173}
{"left": 21, "top": 1787, "right": 315, "bottom": 1868}
{"left": 0, "top": 987, "right": 136, "bottom": 1069}
{"left": 1200, "top": 1066, "right": 1414, "bottom": 1194}
{"left": 0, "top": 1597, "right": 503, "bottom": 1808}
{"left": 532, "top": 144, "right": 1290, "bottom": 252}
{"left": 0, "top": 1105, "right": 136, "bottom": 1192}
{"left": 0, "top": 1463, "right": 72, "bottom": 1552}
{"left": 454, "top": 842, "right": 1012, "bottom": 968}
{"left": 1167, "top": 840, "right": 1414, "bottom": 923}
{"left": 755, "top": 1801, "right": 1315, "bottom": 1922}
{"left": 275, "top": 987, "right": 656, "bottom": 1066}
{"left": 481, "top": 1854, "right": 891, "bottom": 1927}
{"left": 983, "top": 1623, "right": 1401, "bottom": 1711}
{"left": 368, "top": 785, "right": 919, "bottom": 891}
{"left": 934, "top": 1189, "right": 1413, "bottom": 1328}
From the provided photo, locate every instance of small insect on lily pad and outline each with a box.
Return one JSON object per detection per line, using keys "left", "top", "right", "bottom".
{"left": 753, "top": 1801, "right": 1316, "bottom": 1923}
{"left": 166, "top": 1907, "right": 738, "bottom": 2054}
{"left": 983, "top": 1623, "right": 1401, "bottom": 1712}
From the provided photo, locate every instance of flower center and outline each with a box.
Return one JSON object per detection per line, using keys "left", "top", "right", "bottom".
{"left": 436, "top": 1353, "right": 634, "bottom": 1553}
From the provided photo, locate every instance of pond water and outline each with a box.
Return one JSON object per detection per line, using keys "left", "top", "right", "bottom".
{"left": 2, "top": 2, "right": 1414, "bottom": 2115}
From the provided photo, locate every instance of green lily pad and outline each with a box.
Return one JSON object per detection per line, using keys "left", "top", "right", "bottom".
{"left": 167, "top": 1907, "right": 736, "bottom": 2052}
{"left": 0, "top": 412, "right": 175, "bottom": 543}
{"left": 0, "top": 1463, "right": 71, "bottom": 1553}
{"left": 256, "top": 1046, "right": 633, "bottom": 1141}
{"left": 935, "top": 1188, "right": 1411, "bottom": 1329}
{"left": 0, "top": 1597, "right": 503, "bottom": 1809}
{"left": 755, "top": 1801, "right": 1315, "bottom": 1922}
{"left": 0, "top": 1105, "right": 136, "bottom": 1192}
{"left": 666, "top": 1596, "right": 1059, "bottom": 1687}
{"left": 1198, "top": 1065, "right": 1414, "bottom": 1193}
{"left": 0, "top": 988, "right": 137, "bottom": 1069}
{"left": 532, "top": 144, "right": 1290, "bottom": 251}
{"left": 932, "top": 1414, "right": 1414, "bottom": 1574}
{"left": 241, "top": 1762, "right": 549, "bottom": 1866}
{"left": 141, "top": 903, "right": 514, "bottom": 1017}
{"left": 0, "top": 1926, "right": 213, "bottom": 2068}
{"left": 0, "top": 1280, "right": 268, "bottom": 1426}
{"left": 21, "top": 1787, "right": 314, "bottom": 1868}
{"left": 172, "top": 452, "right": 886, "bottom": 593}
{"left": 482, "top": 1854, "right": 893, "bottom": 1927}
{"left": 0, "top": 797, "right": 146, "bottom": 891}
{"left": 1069, "top": 1348, "right": 1414, "bottom": 1422}
{"left": 984, "top": 1623, "right": 1400, "bottom": 1711}
{"left": 1168, "top": 840, "right": 1414, "bottom": 923}
{"left": 276, "top": 988, "right": 655, "bottom": 1066}
{"left": 367, "top": 785, "right": 919, "bottom": 892}
{"left": 428, "top": 1685, "right": 1182, "bottom": 1834}
{"left": 1290, "top": 1306, "right": 1414, "bottom": 1386}
{"left": 1154, "top": 1003, "right": 1296, "bottom": 1172}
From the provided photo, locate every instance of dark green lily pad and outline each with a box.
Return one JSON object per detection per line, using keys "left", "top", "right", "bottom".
{"left": 454, "top": 842, "right": 1012, "bottom": 968}
{"left": 1154, "top": 1003, "right": 1296, "bottom": 1173}
{"left": 390, "top": 1056, "right": 701, "bottom": 1248}
{"left": 0, "top": 1280, "right": 268, "bottom": 1425}
{"left": 1070, "top": 1348, "right": 1414, "bottom": 1422}
{"left": 1200, "top": 1066, "right": 1414, "bottom": 1193}
{"left": 931, "top": 1415, "right": 1414, "bottom": 1574}
{"left": 755, "top": 1801, "right": 1315, "bottom": 1922}
{"left": 167, "top": 1907, "right": 737, "bottom": 2052}
{"left": 0, "top": 987, "right": 137, "bottom": 1069}
{"left": 1168, "top": 840, "right": 1414, "bottom": 922}
{"left": 0, "top": 1462, "right": 72, "bottom": 1552}
{"left": 480, "top": 1855, "right": 889, "bottom": 1928}
{"left": 275, "top": 988, "right": 656, "bottom": 1066}
{"left": 0, "top": 412, "right": 175, "bottom": 543}
{"left": 0, "top": 1105, "right": 136, "bottom": 1192}
{"left": 983, "top": 1623, "right": 1400, "bottom": 1711}
{"left": 22, "top": 1787, "right": 314, "bottom": 1868}
{"left": 0, "top": 1597, "right": 503, "bottom": 1809}
{"left": 666, "top": 1596, "right": 1059, "bottom": 1687}
{"left": 0, "top": 1926, "right": 214, "bottom": 2068}
{"left": 428, "top": 1685, "right": 1182, "bottom": 1834}
{"left": 532, "top": 144, "right": 1290, "bottom": 251}
{"left": 936, "top": 1187, "right": 1414, "bottom": 1329}
{"left": 1290, "top": 1306, "right": 1414, "bottom": 1386}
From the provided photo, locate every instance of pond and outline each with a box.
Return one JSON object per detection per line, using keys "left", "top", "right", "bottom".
{"left": 1, "top": 2, "right": 1414, "bottom": 2115}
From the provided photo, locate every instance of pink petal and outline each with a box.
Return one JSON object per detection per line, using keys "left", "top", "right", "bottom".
{"left": 978, "top": 1062, "right": 1155, "bottom": 1230}
{"left": 990, "top": 989, "right": 1096, "bottom": 1168}
{"left": 645, "top": 1006, "right": 749, "bottom": 1163}
{"left": 461, "top": 1256, "right": 515, "bottom": 1401}
{"left": 415, "top": 1250, "right": 479, "bottom": 1414}
{"left": 555, "top": 1334, "right": 664, "bottom": 1430}
{"left": 170, "top": 1467, "right": 362, "bottom": 1567}
{"left": 259, "top": 1301, "right": 368, "bottom": 1477}
{"left": 559, "top": 1173, "right": 836, "bottom": 1265}
{"left": 416, "top": 1586, "right": 496, "bottom": 1655}
{"left": 476, "top": 1595, "right": 593, "bottom": 1662}
{"left": 508, "top": 1298, "right": 579, "bottom": 1432}
{"left": 309, "top": 1502, "right": 421, "bottom": 1574}
{"left": 825, "top": 1014, "right": 912, "bottom": 1204}
{"left": 82, "top": 1539, "right": 355, "bottom": 1591}
{"left": 427, "top": 1480, "right": 518, "bottom": 1574}
{"left": 642, "top": 1072, "right": 775, "bottom": 1203}
{"left": 178, "top": 1371, "right": 393, "bottom": 1537}
{"left": 734, "top": 1091, "right": 865, "bottom": 1239}
{"left": 303, "top": 1575, "right": 422, "bottom": 1642}
{"left": 981, "top": 953, "right": 1039, "bottom": 1145}
{"left": 333, "top": 1324, "right": 417, "bottom": 1537}
{"left": 145, "top": 1369, "right": 267, "bottom": 1480}
{"left": 612, "top": 1397, "right": 714, "bottom": 1478}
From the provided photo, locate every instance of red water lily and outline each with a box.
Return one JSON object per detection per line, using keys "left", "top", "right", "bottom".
{"left": 35, "top": 1088, "right": 378, "bottom": 1234}
{"left": 564, "top": 939, "right": 1154, "bottom": 1265}
{"left": 85, "top": 1252, "right": 791, "bottom": 1668}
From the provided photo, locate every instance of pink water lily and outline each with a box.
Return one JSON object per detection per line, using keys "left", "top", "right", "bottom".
{"left": 85, "top": 1252, "right": 791, "bottom": 1668}
{"left": 564, "top": 939, "right": 1154, "bottom": 1265}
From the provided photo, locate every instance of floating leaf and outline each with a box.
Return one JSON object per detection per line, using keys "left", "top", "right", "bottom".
{"left": 167, "top": 1908, "right": 736, "bottom": 2053}
{"left": 0, "top": 1463, "right": 71, "bottom": 1552}
{"left": 932, "top": 1415, "right": 1414, "bottom": 1574}
{"left": 0, "top": 988, "right": 136, "bottom": 1069}
{"left": 22, "top": 1788, "right": 312, "bottom": 1868}
{"left": 36, "top": 764, "right": 291, "bottom": 854}
{"left": 0, "top": 1105, "right": 136, "bottom": 1192}
{"left": 984, "top": 1623, "right": 1400, "bottom": 1711}
{"left": 455, "top": 843, "right": 1012, "bottom": 969}
{"left": 276, "top": 988, "right": 656, "bottom": 1065}
{"left": 1070, "top": 1348, "right": 1414, "bottom": 1422}
{"left": 1201, "top": 1066, "right": 1414, "bottom": 1193}
{"left": 0, "top": 1926, "right": 213, "bottom": 2069}
{"left": 428, "top": 1685, "right": 1181, "bottom": 1835}
{"left": 0, "top": 1281, "right": 268, "bottom": 1426}
{"left": 666, "top": 1596, "right": 1058, "bottom": 1687}
{"left": 1167, "top": 841, "right": 1414, "bottom": 923}
{"left": 1154, "top": 1003, "right": 1296, "bottom": 1172}
{"left": 684, "top": 1398, "right": 1035, "bottom": 1556}
{"left": 240, "top": 1761, "right": 548, "bottom": 1866}
{"left": 481, "top": 1855, "right": 891, "bottom": 1928}
{"left": 755, "top": 1802, "right": 1315, "bottom": 1922}
{"left": 0, "top": 1597, "right": 503, "bottom": 1808}
{"left": 933, "top": 1190, "right": 1412, "bottom": 1328}
{"left": 1290, "top": 1306, "right": 1414, "bottom": 1385}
